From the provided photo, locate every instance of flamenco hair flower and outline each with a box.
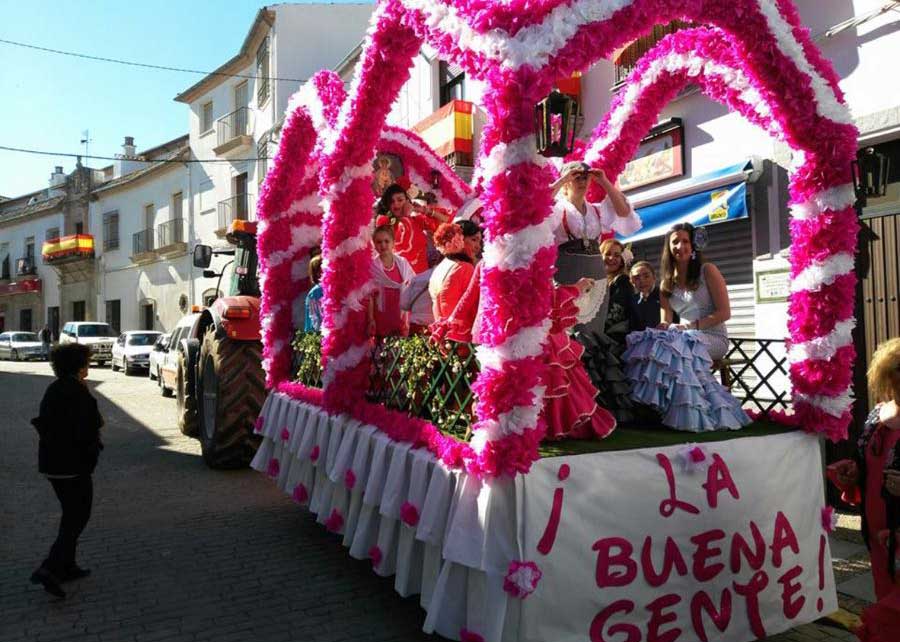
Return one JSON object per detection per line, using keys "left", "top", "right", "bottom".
{"left": 374, "top": 214, "right": 392, "bottom": 228}
{"left": 395, "top": 175, "right": 411, "bottom": 192}
{"left": 677, "top": 444, "right": 709, "bottom": 473}
{"left": 433, "top": 222, "right": 465, "bottom": 255}
{"left": 503, "top": 560, "right": 543, "bottom": 599}
{"left": 821, "top": 505, "right": 838, "bottom": 533}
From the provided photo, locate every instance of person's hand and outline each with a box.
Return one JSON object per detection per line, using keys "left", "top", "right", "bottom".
{"left": 575, "top": 278, "right": 594, "bottom": 294}
{"left": 884, "top": 470, "right": 900, "bottom": 497}
{"left": 589, "top": 168, "right": 609, "bottom": 184}
{"left": 656, "top": 322, "right": 670, "bottom": 331}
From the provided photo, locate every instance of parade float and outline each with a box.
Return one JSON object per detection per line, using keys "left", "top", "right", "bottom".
{"left": 248, "top": 1, "right": 859, "bottom": 640}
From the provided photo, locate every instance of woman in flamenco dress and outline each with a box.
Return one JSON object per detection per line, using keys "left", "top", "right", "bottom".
{"left": 623, "top": 223, "right": 749, "bottom": 431}
{"left": 829, "top": 338, "right": 900, "bottom": 641}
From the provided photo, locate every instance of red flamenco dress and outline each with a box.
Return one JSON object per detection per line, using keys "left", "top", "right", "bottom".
{"left": 543, "top": 286, "right": 616, "bottom": 441}
{"left": 830, "top": 405, "right": 900, "bottom": 641}
{"left": 394, "top": 214, "right": 438, "bottom": 274}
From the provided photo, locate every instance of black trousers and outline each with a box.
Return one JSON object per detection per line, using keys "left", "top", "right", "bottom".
{"left": 41, "top": 475, "right": 93, "bottom": 578}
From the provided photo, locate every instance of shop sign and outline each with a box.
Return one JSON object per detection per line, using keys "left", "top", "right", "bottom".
{"left": 756, "top": 268, "right": 791, "bottom": 303}
{"left": 620, "top": 119, "right": 685, "bottom": 191}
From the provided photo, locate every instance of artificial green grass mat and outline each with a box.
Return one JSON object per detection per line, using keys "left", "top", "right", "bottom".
{"left": 538, "top": 420, "right": 797, "bottom": 458}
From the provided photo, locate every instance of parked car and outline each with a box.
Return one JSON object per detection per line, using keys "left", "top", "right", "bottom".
{"left": 159, "top": 313, "right": 200, "bottom": 398}
{"left": 0, "top": 331, "right": 44, "bottom": 361}
{"left": 111, "top": 331, "right": 162, "bottom": 375}
{"left": 148, "top": 333, "right": 171, "bottom": 381}
{"left": 59, "top": 322, "right": 117, "bottom": 366}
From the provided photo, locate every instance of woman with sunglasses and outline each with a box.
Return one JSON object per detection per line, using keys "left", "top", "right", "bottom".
{"left": 550, "top": 161, "right": 641, "bottom": 289}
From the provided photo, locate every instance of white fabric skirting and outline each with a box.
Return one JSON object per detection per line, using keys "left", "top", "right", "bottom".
{"left": 250, "top": 391, "right": 522, "bottom": 642}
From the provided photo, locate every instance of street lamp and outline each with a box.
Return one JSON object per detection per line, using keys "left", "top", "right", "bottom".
{"left": 852, "top": 147, "right": 890, "bottom": 208}
{"left": 535, "top": 90, "right": 579, "bottom": 158}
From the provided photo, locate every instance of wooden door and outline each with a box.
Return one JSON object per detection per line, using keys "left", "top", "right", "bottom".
{"left": 857, "top": 211, "right": 900, "bottom": 410}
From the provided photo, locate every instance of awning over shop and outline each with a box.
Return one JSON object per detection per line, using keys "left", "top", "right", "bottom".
{"left": 621, "top": 160, "right": 755, "bottom": 242}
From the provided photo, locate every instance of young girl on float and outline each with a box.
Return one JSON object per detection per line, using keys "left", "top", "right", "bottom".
{"left": 368, "top": 225, "right": 414, "bottom": 339}
{"left": 623, "top": 223, "right": 750, "bottom": 431}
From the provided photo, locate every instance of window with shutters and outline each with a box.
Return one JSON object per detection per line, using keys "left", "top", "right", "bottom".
{"left": 45, "top": 227, "right": 59, "bottom": 242}
{"left": 613, "top": 21, "right": 690, "bottom": 87}
{"left": 256, "top": 37, "right": 270, "bottom": 104}
{"left": 257, "top": 134, "right": 271, "bottom": 184}
{"left": 103, "top": 211, "right": 119, "bottom": 250}
{"left": 439, "top": 61, "right": 465, "bottom": 106}
{"left": 201, "top": 102, "right": 214, "bottom": 133}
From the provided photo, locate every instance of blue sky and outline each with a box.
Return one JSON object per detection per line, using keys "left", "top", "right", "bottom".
{"left": 0, "top": 1, "right": 371, "bottom": 197}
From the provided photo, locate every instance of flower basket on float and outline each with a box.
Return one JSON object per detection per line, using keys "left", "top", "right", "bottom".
{"left": 249, "top": 1, "right": 858, "bottom": 640}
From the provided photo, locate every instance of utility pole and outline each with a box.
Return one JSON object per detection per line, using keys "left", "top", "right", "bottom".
{"left": 80, "top": 129, "right": 91, "bottom": 160}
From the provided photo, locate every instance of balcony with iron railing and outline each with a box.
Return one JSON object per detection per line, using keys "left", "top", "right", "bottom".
{"left": 156, "top": 218, "right": 186, "bottom": 256}
{"left": 132, "top": 228, "right": 155, "bottom": 261}
{"left": 213, "top": 107, "right": 252, "bottom": 156}
{"left": 41, "top": 234, "right": 95, "bottom": 265}
{"left": 217, "top": 193, "right": 250, "bottom": 234}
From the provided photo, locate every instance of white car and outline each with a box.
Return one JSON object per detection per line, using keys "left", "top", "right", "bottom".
{"left": 148, "top": 333, "right": 171, "bottom": 380}
{"left": 0, "top": 331, "right": 45, "bottom": 361}
{"left": 111, "top": 331, "right": 162, "bottom": 375}
{"left": 59, "top": 322, "right": 117, "bottom": 366}
{"left": 159, "top": 313, "right": 200, "bottom": 397}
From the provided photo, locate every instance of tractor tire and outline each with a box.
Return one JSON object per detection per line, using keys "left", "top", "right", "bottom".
{"left": 176, "top": 350, "right": 199, "bottom": 438}
{"left": 197, "top": 325, "right": 264, "bottom": 469}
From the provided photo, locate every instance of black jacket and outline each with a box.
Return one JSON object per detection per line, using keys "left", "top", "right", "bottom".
{"left": 633, "top": 286, "right": 661, "bottom": 332}
{"left": 32, "top": 377, "right": 104, "bottom": 475}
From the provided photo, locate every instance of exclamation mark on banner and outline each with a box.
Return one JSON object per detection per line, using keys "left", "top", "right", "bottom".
{"left": 537, "top": 464, "right": 570, "bottom": 555}
{"left": 817, "top": 534, "right": 826, "bottom": 612}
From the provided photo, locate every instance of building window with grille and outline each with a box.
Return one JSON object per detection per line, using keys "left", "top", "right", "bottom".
{"left": 613, "top": 21, "right": 689, "bottom": 87}
{"left": 257, "top": 134, "right": 270, "bottom": 184}
{"left": 439, "top": 61, "right": 465, "bottom": 106}
{"left": 256, "top": 37, "right": 270, "bottom": 105}
{"left": 201, "top": 101, "right": 214, "bottom": 133}
{"left": 105, "top": 300, "right": 121, "bottom": 334}
{"left": 103, "top": 211, "right": 119, "bottom": 250}
{"left": 45, "top": 227, "right": 59, "bottom": 242}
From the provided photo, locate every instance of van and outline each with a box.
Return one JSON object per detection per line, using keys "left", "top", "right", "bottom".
{"left": 59, "top": 322, "right": 117, "bottom": 366}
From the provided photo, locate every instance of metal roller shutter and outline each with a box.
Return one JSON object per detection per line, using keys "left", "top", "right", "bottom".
{"left": 628, "top": 218, "right": 755, "bottom": 337}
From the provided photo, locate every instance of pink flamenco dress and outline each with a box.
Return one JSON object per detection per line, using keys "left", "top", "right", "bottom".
{"left": 543, "top": 285, "right": 616, "bottom": 441}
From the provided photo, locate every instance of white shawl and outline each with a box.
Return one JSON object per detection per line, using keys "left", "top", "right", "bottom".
{"left": 371, "top": 254, "right": 415, "bottom": 312}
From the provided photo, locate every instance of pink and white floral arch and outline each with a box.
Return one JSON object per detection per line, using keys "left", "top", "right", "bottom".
{"left": 258, "top": 0, "right": 858, "bottom": 478}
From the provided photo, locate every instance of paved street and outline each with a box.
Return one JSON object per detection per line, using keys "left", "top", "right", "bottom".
{"left": 0, "top": 360, "right": 861, "bottom": 642}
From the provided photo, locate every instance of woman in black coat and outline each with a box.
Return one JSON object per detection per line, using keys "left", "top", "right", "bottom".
{"left": 30, "top": 343, "right": 103, "bottom": 598}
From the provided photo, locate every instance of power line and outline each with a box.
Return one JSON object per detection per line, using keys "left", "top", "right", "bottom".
{"left": 0, "top": 37, "right": 309, "bottom": 84}
{"left": 0, "top": 144, "right": 262, "bottom": 164}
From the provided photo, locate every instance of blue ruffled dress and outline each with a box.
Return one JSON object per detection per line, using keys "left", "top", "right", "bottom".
{"left": 622, "top": 265, "right": 750, "bottom": 432}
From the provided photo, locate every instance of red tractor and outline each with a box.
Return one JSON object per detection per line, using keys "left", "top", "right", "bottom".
{"left": 180, "top": 220, "right": 266, "bottom": 468}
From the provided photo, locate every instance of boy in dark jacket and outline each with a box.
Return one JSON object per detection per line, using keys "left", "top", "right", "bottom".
{"left": 30, "top": 343, "right": 103, "bottom": 598}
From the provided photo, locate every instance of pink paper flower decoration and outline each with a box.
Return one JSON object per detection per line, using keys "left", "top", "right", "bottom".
{"left": 280, "top": 427, "right": 290, "bottom": 442}
{"left": 821, "top": 505, "right": 838, "bottom": 533}
{"left": 344, "top": 469, "right": 357, "bottom": 490}
{"left": 254, "top": 416, "right": 265, "bottom": 434}
{"left": 678, "top": 444, "right": 709, "bottom": 473}
{"left": 400, "top": 501, "right": 420, "bottom": 527}
{"left": 266, "top": 458, "right": 280, "bottom": 479}
{"left": 292, "top": 483, "right": 309, "bottom": 504}
{"left": 368, "top": 545, "right": 383, "bottom": 568}
{"left": 325, "top": 509, "right": 344, "bottom": 533}
{"left": 310, "top": 445, "right": 321, "bottom": 463}
{"left": 460, "top": 629, "right": 484, "bottom": 642}
{"left": 503, "top": 560, "right": 543, "bottom": 599}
